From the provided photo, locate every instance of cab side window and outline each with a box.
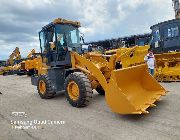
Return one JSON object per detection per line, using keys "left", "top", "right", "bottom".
{"left": 165, "top": 24, "right": 179, "bottom": 38}
{"left": 44, "top": 27, "right": 55, "bottom": 52}
{"left": 39, "top": 31, "right": 45, "bottom": 53}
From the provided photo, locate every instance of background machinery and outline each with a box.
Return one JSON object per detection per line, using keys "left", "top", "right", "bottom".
{"left": 149, "top": 0, "right": 180, "bottom": 81}
{"left": 0, "top": 60, "right": 6, "bottom": 67}
{"left": 20, "top": 49, "right": 36, "bottom": 76}
{"left": 150, "top": 0, "right": 180, "bottom": 52}
{"left": 7, "top": 47, "right": 21, "bottom": 66}
{"left": 87, "top": 1, "right": 180, "bottom": 82}
{"left": 0, "top": 47, "right": 22, "bottom": 75}
{"left": 31, "top": 18, "right": 166, "bottom": 115}
{"left": 20, "top": 49, "right": 47, "bottom": 76}
{"left": 0, "top": 60, "right": 6, "bottom": 75}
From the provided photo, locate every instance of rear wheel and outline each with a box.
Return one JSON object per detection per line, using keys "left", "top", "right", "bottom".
{"left": 37, "top": 75, "right": 55, "bottom": 99}
{"left": 64, "top": 72, "right": 92, "bottom": 107}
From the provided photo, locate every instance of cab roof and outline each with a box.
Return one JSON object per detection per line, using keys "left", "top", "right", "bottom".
{"left": 41, "top": 18, "right": 81, "bottom": 31}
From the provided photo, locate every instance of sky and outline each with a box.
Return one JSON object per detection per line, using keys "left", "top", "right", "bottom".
{"left": 0, "top": 0, "right": 175, "bottom": 60}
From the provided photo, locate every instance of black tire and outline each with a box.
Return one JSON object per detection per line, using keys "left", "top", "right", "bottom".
{"left": 26, "top": 69, "right": 35, "bottom": 76}
{"left": 37, "top": 75, "right": 55, "bottom": 99}
{"left": 17, "top": 71, "right": 25, "bottom": 76}
{"left": 64, "top": 72, "right": 93, "bottom": 107}
{"left": 96, "top": 86, "right": 105, "bottom": 95}
{"left": 2, "top": 72, "right": 8, "bottom": 76}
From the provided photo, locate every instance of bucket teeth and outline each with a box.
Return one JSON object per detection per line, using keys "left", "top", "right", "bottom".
{"left": 145, "top": 103, "right": 156, "bottom": 107}
{"left": 138, "top": 109, "right": 149, "bottom": 114}
{"left": 157, "top": 93, "right": 166, "bottom": 96}
{"left": 150, "top": 104, "right": 156, "bottom": 107}
{"left": 157, "top": 98, "right": 162, "bottom": 101}
{"left": 142, "top": 110, "right": 149, "bottom": 114}
{"left": 151, "top": 97, "right": 157, "bottom": 101}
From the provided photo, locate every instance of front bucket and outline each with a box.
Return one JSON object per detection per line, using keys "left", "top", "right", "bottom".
{"left": 105, "top": 64, "right": 166, "bottom": 114}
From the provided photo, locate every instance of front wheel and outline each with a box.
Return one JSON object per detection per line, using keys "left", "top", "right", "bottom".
{"left": 64, "top": 72, "right": 93, "bottom": 107}
{"left": 37, "top": 75, "right": 55, "bottom": 99}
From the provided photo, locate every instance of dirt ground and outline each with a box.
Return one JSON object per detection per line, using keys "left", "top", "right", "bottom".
{"left": 0, "top": 75, "right": 180, "bottom": 140}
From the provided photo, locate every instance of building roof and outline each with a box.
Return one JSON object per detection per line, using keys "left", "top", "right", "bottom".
{"left": 150, "top": 18, "right": 180, "bottom": 29}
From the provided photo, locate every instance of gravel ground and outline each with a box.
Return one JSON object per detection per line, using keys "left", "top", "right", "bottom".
{"left": 0, "top": 75, "right": 180, "bottom": 140}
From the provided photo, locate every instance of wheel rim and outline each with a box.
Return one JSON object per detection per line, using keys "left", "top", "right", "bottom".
{"left": 67, "top": 81, "right": 80, "bottom": 100}
{"left": 39, "top": 80, "right": 46, "bottom": 94}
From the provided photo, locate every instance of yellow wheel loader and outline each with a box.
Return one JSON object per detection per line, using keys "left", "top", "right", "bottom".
{"left": 31, "top": 18, "right": 167, "bottom": 115}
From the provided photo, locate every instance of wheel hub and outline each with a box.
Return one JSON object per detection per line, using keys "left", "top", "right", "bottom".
{"left": 67, "top": 81, "right": 80, "bottom": 100}
{"left": 39, "top": 80, "right": 46, "bottom": 94}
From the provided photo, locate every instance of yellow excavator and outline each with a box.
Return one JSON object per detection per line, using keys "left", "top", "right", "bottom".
{"left": 8, "top": 47, "right": 21, "bottom": 66}
{"left": 31, "top": 18, "right": 167, "bottom": 115}
{"left": 0, "top": 47, "right": 22, "bottom": 75}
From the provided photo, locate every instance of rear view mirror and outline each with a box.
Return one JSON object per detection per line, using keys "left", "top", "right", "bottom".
{"left": 80, "top": 36, "right": 85, "bottom": 44}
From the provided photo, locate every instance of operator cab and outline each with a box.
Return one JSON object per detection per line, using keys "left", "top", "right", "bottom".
{"left": 150, "top": 18, "right": 180, "bottom": 53}
{"left": 39, "top": 18, "right": 82, "bottom": 67}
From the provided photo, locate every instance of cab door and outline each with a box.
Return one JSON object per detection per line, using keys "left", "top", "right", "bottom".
{"left": 39, "top": 26, "right": 57, "bottom": 65}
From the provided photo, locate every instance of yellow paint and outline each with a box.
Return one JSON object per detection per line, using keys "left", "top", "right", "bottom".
{"left": 33, "top": 19, "right": 167, "bottom": 114}
{"left": 39, "top": 80, "right": 46, "bottom": 94}
{"left": 53, "top": 18, "right": 81, "bottom": 27}
{"left": 21, "top": 52, "right": 48, "bottom": 75}
{"left": 8, "top": 47, "right": 21, "bottom": 66}
{"left": 0, "top": 66, "right": 13, "bottom": 75}
{"left": 155, "top": 52, "right": 180, "bottom": 81}
{"left": 67, "top": 81, "right": 80, "bottom": 101}
{"left": 27, "top": 49, "right": 36, "bottom": 58}
{"left": 70, "top": 52, "right": 166, "bottom": 114}
{"left": 105, "top": 64, "right": 166, "bottom": 114}
{"left": 105, "top": 45, "right": 180, "bottom": 82}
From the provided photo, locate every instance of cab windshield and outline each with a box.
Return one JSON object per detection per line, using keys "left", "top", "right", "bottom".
{"left": 55, "top": 24, "right": 80, "bottom": 46}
